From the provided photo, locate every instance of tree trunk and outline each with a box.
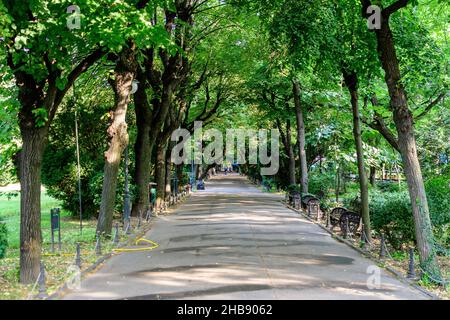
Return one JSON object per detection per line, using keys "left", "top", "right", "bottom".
{"left": 165, "top": 143, "right": 172, "bottom": 202}
{"left": 369, "top": 166, "right": 376, "bottom": 186}
{"left": 19, "top": 127, "right": 48, "bottom": 283}
{"left": 371, "top": 10, "right": 440, "bottom": 276}
{"left": 342, "top": 175, "right": 347, "bottom": 193}
{"left": 335, "top": 164, "right": 341, "bottom": 202}
{"left": 155, "top": 139, "right": 167, "bottom": 212}
{"left": 286, "top": 119, "right": 296, "bottom": 185}
{"left": 293, "top": 80, "right": 309, "bottom": 194}
{"left": 131, "top": 72, "right": 152, "bottom": 218}
{"left": 277, "top": 118, "right": 296, "bottom": 186}
{"left": 176, "top": 164, "right": 184, "bottom": 193}
{"left": 343, "top": 70, "right": 372, "bottom": 243}
{"left": 97, "top": 49, "right": 136, "bottom": 235}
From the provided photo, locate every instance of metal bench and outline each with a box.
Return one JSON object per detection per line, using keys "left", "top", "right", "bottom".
{"left": 327, "top": 207, "right": 361, "bottom": 238}
{"left": 301, "top": 195, "right": 321, "bottom": 220}
{"left": 339, "top": 210, "right": 361, "bottom": 238}
{"left": 287, "top": 191, "right": 301, "bottom": 209}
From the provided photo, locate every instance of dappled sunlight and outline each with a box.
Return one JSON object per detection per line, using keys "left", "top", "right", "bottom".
{"left": 63, "top": 174, "right": 428, "bottom": 300}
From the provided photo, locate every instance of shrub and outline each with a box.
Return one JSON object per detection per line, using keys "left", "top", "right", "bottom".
{"left": 286, "top": 184, "right": 301, "bottom": 193}
{"left": 376, "top": 180, "right": 406, "bottom": 193}
{"left": 0, "top": 221, "right": 8, "bottom": 259}
{"left": 342, "top": 191, "right": 361, "bottom": 213}
{"left": 369, "top": 190, "right": 415, "bottom": 249}
{"left": 308, "top": 172, "right": 334, "bottom": 196}
{"left": 341, "top": 175, "right": 450, "bottom": 249}
{"left": 262, "top": 177, "right": 278, "bottom": 192}
{"left": 425, "top": 175, "right": 450, "bottom": 245}
{"left": 40, "top": 102, "right": 131, "bottom": 219}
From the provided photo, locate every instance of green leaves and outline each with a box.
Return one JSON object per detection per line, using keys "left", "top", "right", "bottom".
{"left": 31, "top": 108, "right": 48, "bottom": 127}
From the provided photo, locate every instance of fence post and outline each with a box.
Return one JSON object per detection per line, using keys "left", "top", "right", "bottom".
{"left": 407, "top": 248, "right": 416, "bottom": 279}
{"left": 379, "top": 234, "right": 386, "bottom": 259}
{"left": 95, "top": 231, "right": 102, "bottom": 256}
{"left": 113, "top": 223, "right": 120, "bottom": 245}
{"left": 75, "top": 243, "right": 81, "bottom": 268}
{"left": 36, "top": 261, "right": 48, "bottom": 299}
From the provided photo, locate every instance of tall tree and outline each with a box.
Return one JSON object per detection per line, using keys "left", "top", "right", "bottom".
{"left": 1, "top": 1, "right": 106, "bottom": 283}
{"left": 293, "top": 80, "right": 308, "bottom": 193}
{"left": 360, "top": 0, "right": 441, "bottom": 277}
{"left": 131, "top": 0, "right": 194, "bottom": 218}
{"left": 96, "top": 45, "right": 137, "bottom": 235}
{"left": 343, "top": 70, "right": 372, "bottom": 242}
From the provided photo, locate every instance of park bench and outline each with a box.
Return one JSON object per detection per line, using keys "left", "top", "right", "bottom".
{"left": 339, "top": 210, "right": 360, "bottom": 238}
{"left": 287, "top": 191, "right": 302, "bottom": 209}
{"left": 328, "top": 207, "right": 361, "bottom": 238}
{"left": 301, "top": 195, "right": 321, "bottom": 220}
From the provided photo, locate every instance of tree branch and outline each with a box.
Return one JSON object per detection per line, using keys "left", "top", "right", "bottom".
{"left": 363, "top": 114, "right": 400, "bottom": 152}
{"left": 383, "top": 0, "right": 410, "bottom": 17}
{"left": 53, "top": 47, "right": 105, "bottom": 113}
{"left": 360, "top": 0, "right": 373, "bottom": 18}
{"left": 414, "top": 92, "right": 447, "bottom": 120}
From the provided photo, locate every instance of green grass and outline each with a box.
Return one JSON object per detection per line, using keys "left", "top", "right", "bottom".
{"left": 0, "top": 191, "right": 122, "bottom": 299}
{"left": 0, "top": 192, "right": 97, "bottom": 254}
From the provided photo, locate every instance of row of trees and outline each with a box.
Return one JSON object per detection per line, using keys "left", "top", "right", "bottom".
{"left": 234, "top": 0, "right": 448, "bottom": 280}
{"left": 0, "top": 0, "right": 447, "bottom": 284}
{"left": 1, "top": 0, "right": 243, "bottom": 283}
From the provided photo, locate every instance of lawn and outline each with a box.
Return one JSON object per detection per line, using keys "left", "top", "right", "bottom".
{"left": 0, "top": 191, "right": 113, "bottom": 299}
{"left": 0, "top": 192, "right": 97, "bottom": 253}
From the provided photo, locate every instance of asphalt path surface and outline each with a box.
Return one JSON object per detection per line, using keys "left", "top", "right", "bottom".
{"left": 63, "top": 174, "right": 427, "bottom": 300}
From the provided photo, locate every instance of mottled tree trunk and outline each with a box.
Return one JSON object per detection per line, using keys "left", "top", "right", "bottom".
{"left": 97, "top": 49, "right": 136, "bottom": 235}
{"left": 293, "top": 81, "right": 309, "bottom": 194}
{"left": 343, "top": 70, "right": 372, "bottom": 243}
{"left": 155, "top": 140, "right": 167, "bottom": 212}
{"left": 19, "top": 127, "right": 48, "bottom": 283}
{"left": 165, "top": 142, "right": 173, "bottom": 202}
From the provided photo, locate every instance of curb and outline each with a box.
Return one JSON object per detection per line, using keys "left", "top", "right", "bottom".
{"left": 283, "top": 201, "right": 440, "bottom": 300}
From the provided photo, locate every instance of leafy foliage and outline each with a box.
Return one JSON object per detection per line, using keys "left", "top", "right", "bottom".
{"left": 0, "top": 220, "right": 7, "bottom": 259}
{"left": 425, "top": 175, "right": 450, "bottom": 244}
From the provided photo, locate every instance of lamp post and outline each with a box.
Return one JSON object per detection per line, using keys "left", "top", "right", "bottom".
{"left": 191, "top": 159, "right": 196, "bottom": 192}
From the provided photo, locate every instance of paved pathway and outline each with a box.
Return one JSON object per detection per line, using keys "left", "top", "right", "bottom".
{"left": 63, "top": 174, "right": 428, "bottom": 300}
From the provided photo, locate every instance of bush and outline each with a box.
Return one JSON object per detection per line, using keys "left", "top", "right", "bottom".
{"left": 342, "top": 191, "right": 361, "bottom": 213}
{"left": 286, "top": 184, "right": 301, "bottom": 193}
{"left": 40, "top": 101, "right": 126, "bottom": 219}
{"left": 308, "top": 172, "right": 334, "bottom": 196}
{"left": 376, "top": 180, "right": 406, "bottom": 193}
{"left": 340, "top": 175, "right": 450, "bottom": 249}
{"left": 425, "top": 175, "right": 450, "bottom": 245}
{"left": 262, "top": 177, "right": 278, "bottom": 192}
{"left": 369, "top": 190, "right": 415, "bottom": 249}
{"left": 0, "top": 221, "right": 8, "bottom": 259}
